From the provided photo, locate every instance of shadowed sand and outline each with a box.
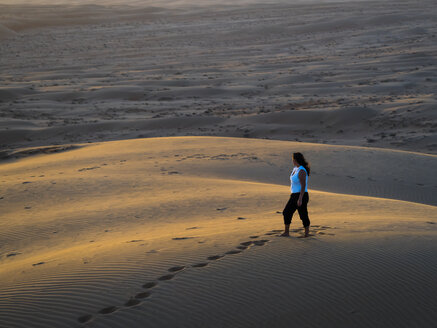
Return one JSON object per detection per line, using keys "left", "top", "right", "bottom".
{"left": 0, "top": 136, "right": 436, "bottom": 327}
{"left": 1, "top": 0, "right": 436, "bottom": 154}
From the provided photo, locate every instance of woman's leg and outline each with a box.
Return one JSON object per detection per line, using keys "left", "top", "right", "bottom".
{"left": 281, "top": 194, "right": 298, "bottom": 236}
{"left": 297, "top": 193, "right": 310, "bottom": 237}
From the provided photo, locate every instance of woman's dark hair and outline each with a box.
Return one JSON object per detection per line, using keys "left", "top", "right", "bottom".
{"left": 293, "top": 152, "right": 310, "bottom": 176}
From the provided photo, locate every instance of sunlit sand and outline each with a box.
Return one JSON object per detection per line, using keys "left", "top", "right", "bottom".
{"left": 0, "top": 137, "right": 436, "bottom": 327}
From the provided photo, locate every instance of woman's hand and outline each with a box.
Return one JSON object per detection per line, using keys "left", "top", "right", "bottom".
{"left": 297, "top": 198, "right": 302, "bottom": 207}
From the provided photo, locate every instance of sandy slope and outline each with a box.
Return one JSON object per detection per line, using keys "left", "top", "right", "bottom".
{"left": 1, "top": 0, "right": 436, "bottom": 154}
{"left": 0, "top": 137, "right": 436, "bottom": 327}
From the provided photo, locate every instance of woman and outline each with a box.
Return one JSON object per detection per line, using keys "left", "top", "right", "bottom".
{"left": 280, "top": 152, "right": 311, "bottom": 237}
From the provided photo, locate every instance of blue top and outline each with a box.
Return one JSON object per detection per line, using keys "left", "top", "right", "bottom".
{"left": 290, "top": 166, "right": 308, "bottom": 193}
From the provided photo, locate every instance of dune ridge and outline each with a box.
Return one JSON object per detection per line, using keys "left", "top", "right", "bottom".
{"left": 0, "top": 137, "right": 436, "bottom": 327}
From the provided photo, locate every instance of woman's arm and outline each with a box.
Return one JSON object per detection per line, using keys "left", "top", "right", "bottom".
{"left": 297, "top": 170, "right": 306, "bottom": 207}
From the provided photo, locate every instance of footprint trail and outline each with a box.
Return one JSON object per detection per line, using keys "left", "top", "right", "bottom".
{"left": 78, "top": 225, "right": 334, "bottom": 324}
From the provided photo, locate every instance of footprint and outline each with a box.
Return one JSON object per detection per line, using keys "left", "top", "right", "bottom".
{"left": 225, "top": 250, "right": 242, "bottom": 255}
{"left": 98, "top": 306, "right": 118, "bottom": 314}
{"left": 124, "top": 298, "right": 141, "bottom": 307}
{"left": 126, "top": 239, "right": 144, "bottom": 243}
{"left": 192, "top": 262, "right": 209, "bottom": 268}
{"left": 158, "top": 274, "right": 175, "bottom": 281}
{"left": 236, "top": 245, "right": 247, "bottom": 250}
{"left": 297, "top": 234, "right": 315, "bottom": 239}
{"left": 253, "top": 240, "right": 269, "bottom": 246}
{"left": 142, "top": 282, "right": 157, "bottom": 289}
{"left": 270, "top": 229, "right": 283, "bottom": 233}
{"left": 216, "top": 207, "right": 227, "bottom": 211}
{"left": 168, "top": 266, "right": 185, "bottom": 272}
{"left": 78, "top": 166, "right": 100, "bottom": 172}
{"left": 237, "top": 217, "right": 247, "bottom": 220}
{"left": 264, "top": 232, "right": 277, "bottom": 235}
{"left": 6, "top": 252, "right": 21, "bottom": 257}
{"left": 240, "top": 241, "right": 252, "bottom": 246}
{"left": 77, "top": 314, "right": 93, "bottom": 323}
{"left": 207, "top": 255, "right": 223, "bottom": 261}
{"left": 32, "top": 262, "right": 45, "bottom": 266}
{"left": 186, "top": 226, "right": 199, "bottom": 230}
{"left": 172, "top": 237, "right": 194, "bottom": 240}
{"left": 135, "top": 291, "right": 151, "bottom": 299}
{"left": 249, "top": 236, "right": 259, "bottom": 239}
{"left": 426, "top": 221, "right": 435, "bottom": 224}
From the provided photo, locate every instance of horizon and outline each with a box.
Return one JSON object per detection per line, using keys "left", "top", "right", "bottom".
{"left": 0, "top": 0, "right": 386, "bottom": 7}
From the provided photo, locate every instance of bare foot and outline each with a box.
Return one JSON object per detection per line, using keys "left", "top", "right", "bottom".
{"left": 304, "top": 226, "right": 309, "bottom": 237}
{"left": 280, "top": 232, "right": 289, "bottom": 237}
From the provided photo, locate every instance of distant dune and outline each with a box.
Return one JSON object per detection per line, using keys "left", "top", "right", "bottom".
{"left": 0, "top": 0, "right": 367, "bottom": 7}
{"left": 0, "top": 0, "right": 436, "bottom": 154}
{"left": 0, "top": 24, "right": 16, "bottom": 39}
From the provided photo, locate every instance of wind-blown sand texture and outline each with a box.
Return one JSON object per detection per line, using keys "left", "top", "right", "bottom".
{"left": 0, "top": 0, "right": 436, "bottom": 154}
{"left": 0, "top": 137, "right": 436, "bottom": 327}
{"left": 1, "top": 0, "right": 437, "bottom": 326}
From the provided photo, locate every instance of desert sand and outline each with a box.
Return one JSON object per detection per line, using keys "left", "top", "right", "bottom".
{"left": 1, "top": 0, "right": 437, "bottom": 327}
{"left": 1, "top": 0, "right": 436, "bottom": 154}
{"left": 0, "top": 137, "right": 436, "bottom": 327}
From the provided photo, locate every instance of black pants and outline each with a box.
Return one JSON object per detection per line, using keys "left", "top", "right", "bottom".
{"left": 282, "top": 192, "right": 310, "bottom": 227}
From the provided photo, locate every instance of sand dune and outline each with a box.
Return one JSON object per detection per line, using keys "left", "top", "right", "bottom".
{"left": 4, "top": 137, "right": 435, "bottom": 205}
{"left": 0, "top": 24, "right": 16, "bottom": 39}
{"left": 0, "top": 137, "right": 436, "bottom": 327}
{"left": 1, "top": 0, "right": 436, "bottom": 154}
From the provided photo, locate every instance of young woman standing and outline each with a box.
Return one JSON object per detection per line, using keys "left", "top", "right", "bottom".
{"left": 280, "top": 152, "right": 311, "bottom": 237}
